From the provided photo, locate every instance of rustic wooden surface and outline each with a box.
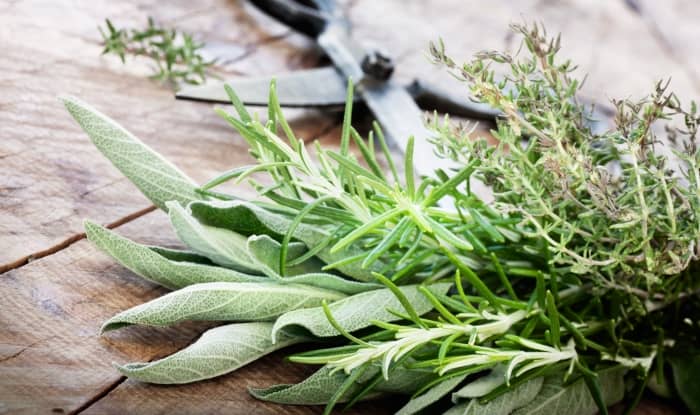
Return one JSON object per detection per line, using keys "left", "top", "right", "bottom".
{"left": 0, "top": 0, "right": 697, "bottom": 413}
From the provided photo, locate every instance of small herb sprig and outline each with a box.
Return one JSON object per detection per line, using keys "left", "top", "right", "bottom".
{"left": 99, "top": 17, "right": 214, "bottom": 87}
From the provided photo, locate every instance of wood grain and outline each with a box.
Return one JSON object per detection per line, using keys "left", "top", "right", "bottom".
{"left": 1, "top": 0, "right": 699, "bottom": 413}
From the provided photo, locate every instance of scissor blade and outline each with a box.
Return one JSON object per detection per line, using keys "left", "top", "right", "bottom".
{"left": 176, "top": 67, "right": 355, "bottom": 107}
{"left": 360, "top": 82, "right": 449, "bottom": 178}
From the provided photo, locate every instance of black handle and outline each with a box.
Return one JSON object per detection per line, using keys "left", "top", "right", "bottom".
{"left": 248, "top": 0, "right": 336, "bottom": 38}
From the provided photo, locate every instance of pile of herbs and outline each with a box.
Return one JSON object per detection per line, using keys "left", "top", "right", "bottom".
{"left": 65, "top": 24, "right": 699, "bottom": 414}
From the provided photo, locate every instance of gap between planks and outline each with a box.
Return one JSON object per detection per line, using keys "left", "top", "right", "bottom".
{"left": 69, "top": 376, "right": 128, "bottom": 415}
{"left": 0, "top": 205, "right": 157, "bottom": 275}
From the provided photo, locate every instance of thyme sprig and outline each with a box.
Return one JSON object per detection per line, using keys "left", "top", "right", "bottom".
{"left": 99, "top": 17, "right": 215, "bottom": 87}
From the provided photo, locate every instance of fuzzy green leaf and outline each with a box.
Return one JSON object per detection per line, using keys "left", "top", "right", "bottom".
{"left": 85, "top": 220, "right": 266, "bottom": 289}
{"left": 444, "top": 376, "right": 543, "bottom": 415}
{"left": 187, "top": 200, "right": 380, "bottom": 281}
{"left": 116, "top": 322, "right": 302, "bottom": 384}
{"left": 670, "top": 352, "right": 700, "bottom": 415}
{"left": 246, "top": 234, "right": 382, "bottom": 294}
{"left": 250, "top": 364, "right": 434, "bottom": 405}
{"left": 102, "top": 282, "right": 346, "bottom": 332}
{"left": 452, "top": 364, "right": 507, "bottom": 401}
{"left": 396, "top": 374, "right": 468, "bottom": 415}
{"left": 62, "top": 96, "right": 201, "bottom": 209}
{"left": 282, "top": 274, "right": 381, "bottom": 295}
{"left": 246, "top": 234, "right": 322, "bottom": 277}
{"left": 270, "top": 282, "right": 452, "bottom": 340}
{"left": 511, "top": 368, "right": 626, "bottom": 415}
{"left": 167, "top": 201, "right": 259, "bottom": 272}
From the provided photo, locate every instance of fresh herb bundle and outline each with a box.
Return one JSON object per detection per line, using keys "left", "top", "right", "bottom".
{"left": 65, "top": 23, "right": 699, "bottom": 414}
{"left": 99, "top": 17, "right": 214, "bottom": 86}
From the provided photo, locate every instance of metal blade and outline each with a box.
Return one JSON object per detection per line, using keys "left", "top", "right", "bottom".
{"left": 175, "top": 67, "right": 356, "bottom": 107}
{"left": 360, "top": 81, "right": 450, "bottom": 178}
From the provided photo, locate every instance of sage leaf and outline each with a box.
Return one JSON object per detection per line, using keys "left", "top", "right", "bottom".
{"left": 187, "top": 200, "right": 380, "bottom": 281}
{"left": 444, "top": 376, "right": 543, "bottom": 415}
{"left": 250, "top": 365, "right": 353, "bottom": 405}
{"left": 452, "top": 364, "right": 507, "bottom": 401}
{"left": 246, "top": 234, "right": 380, "bottom": 294}
{"left": 282, "top": 273, "right": 381, "bottom": 295}
{"left": 250, "top": 364, "right": 434, "bottom": 405}
{"left": 271, "top": 282, "right": 452, "bottom": 340}
{"left": 102, "top": 282, "right": 346, "bottom": 332}
{"left": 167, "top": 201, "right": 259, "bottom": 273}
{"left": 148, "top": 246, "right": 215, "bottom": 264}
{"left": 246, "top": 234, "right": 321, "bottom": 277}
{"left": 116, "top": 322, "right": 303, "bottom": 384}
{"left": 85, "top": 220, "right": 266, "bottom": 289}
{"left": 396, "top": 374, "right": 468, "bottom": 415}
{"left": 62, "top": 96, "right": 202, "bottom": 210}
{"left": 511, "top": 367, "right": 626, "bottom": 415}
{"left": 670, "top": 352, "right": 700, "bottom": 415}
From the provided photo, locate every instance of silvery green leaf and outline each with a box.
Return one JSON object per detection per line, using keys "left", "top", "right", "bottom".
{"left": 167, "top": 201, "right": 260, "bottom": 273}
{"left": 671, "top": 352, "right": 700, "bottom": 415}
{"left": 102, "top": 282, "right": 346, "bottom": 332}
{"left": 245, "top": 234, "right": 380, "bottom": 294}
{"left": 62, "top": 96, "right": 202, "bottom": 210}
{"left": 85, "top": 221, "right": 266, "bottom": 290}
{"left": 187, "top": 200, "right": 380, "bottom": 281}
{"left": 271, "top": 282, "right": 452, "bottom": 340}
{"left": 444, "top": 376, "right": 544, "bottom": 415}
{"left": 512, "top": 367, "right": 626, "bottom": 415}
{"left": 250, "top": 364, "right": 433, "bottom": 405}
{"left": 116, "top": 322, "right": 302, "bottom": 384}
{"left": 396, "top": 374, "right": 468, "bottom": 415}
{"left": 283, "top": 273, "right": 381, "bottom": 295}
{"left": 148, "top": 246, "right": 215, "bottom": 264}
{"left": 246, "top": 234, "right": 322, "bottom": 277}
{"left": 452, "top": 364, "right": 507, "bottom": 401}
{"left": 250, "top": 365, "right": 354, "bottom": 405}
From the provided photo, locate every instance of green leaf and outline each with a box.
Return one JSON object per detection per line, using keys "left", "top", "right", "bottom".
{"left": 445, "top": 376, "right": 543, "bottom": 415}
{"left": 670, "top": 352, "right": 700, "bottom": 415}
{"left": 283, "top": 274, "right": 381, "bottom": 295}
{"left": 250, "top": 364, "right": 434, "bottom": 405}
{"left": 62, "top": 96, "right": 202, "bottom": 210}
{"left": 187, "top": 200, "right": 380, "bottom": 281}
{"left": 101, "top": 282, "right": 346, "bottom": 332}
{"left": 84, "top": 220, "right": 266, "bottom": 289}
{"left": 452, "top": 364, "right": 507, "bottom": 401}
{"left": 396, "top": 374, "right": 468, "bottom": 415}
{"left": 270, "top": 282, "right": 452, "bottom": 340}
{"left": 511, "top": 367, "right": 626, "bottom": 415}
{"left": 246, "top": 235, "right": 381, "bottom": 294}
{"left": 246, "top": 234, "right": 322, "bottom": 277}
{"left": 167, "top": 201, "right": 259, "bottom": 273}
{"left": 251, "top": 366, "right": 354, "bottom": 405}
{"left": 116, "top": 322, "right": 303, "bottom": 384}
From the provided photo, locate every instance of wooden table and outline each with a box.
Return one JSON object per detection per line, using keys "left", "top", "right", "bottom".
{"left": 1, "top": 0, "right": 696, "bottom": 413}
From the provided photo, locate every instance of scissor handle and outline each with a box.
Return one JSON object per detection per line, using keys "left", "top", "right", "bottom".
{"left": 249, "top": 0, "right": 341, "bottom": 38}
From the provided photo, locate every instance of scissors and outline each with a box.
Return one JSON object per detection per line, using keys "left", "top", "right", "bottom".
{"left": 176, "top": 0, "right": 500, "bottom": 178}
